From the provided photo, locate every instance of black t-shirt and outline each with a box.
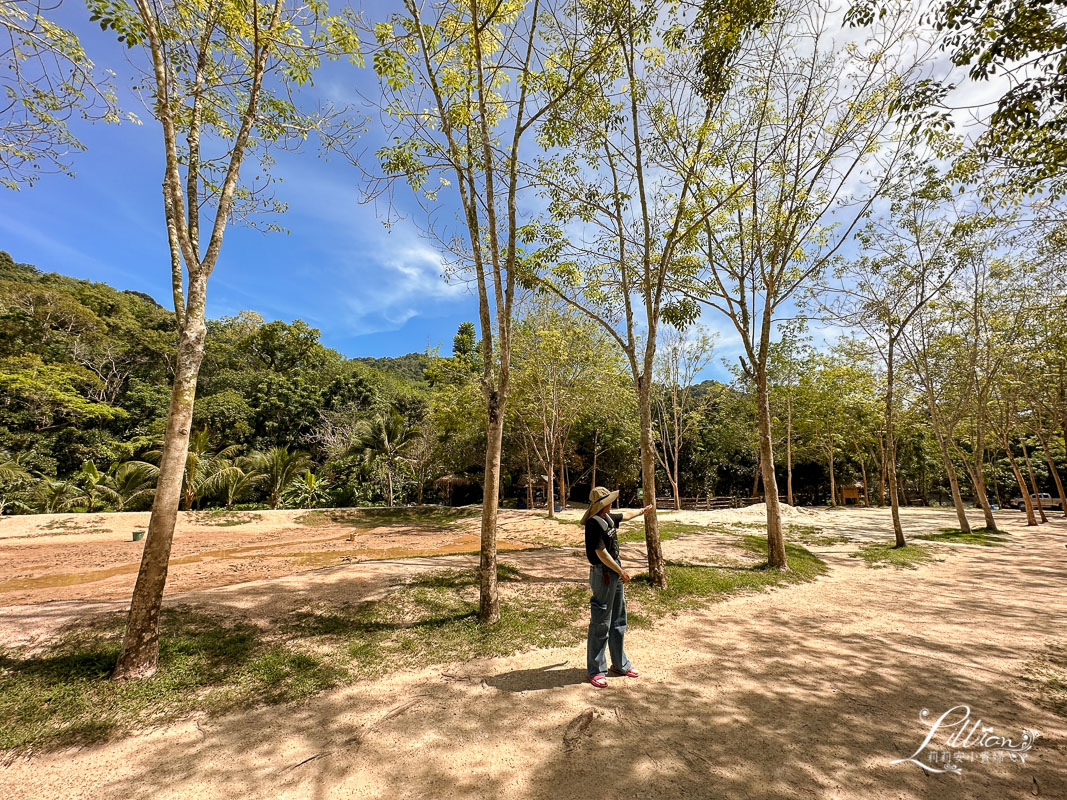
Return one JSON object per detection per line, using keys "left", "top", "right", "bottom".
{"left": 585, "top": 512, "right": 623, "bottom": 566}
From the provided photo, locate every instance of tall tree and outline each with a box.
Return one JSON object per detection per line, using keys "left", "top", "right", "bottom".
{"left": 100, "top": 0, "right": 360, "bottom": 679}
{"left": 686, "top": 0, "right": 929, "bottom": 563}
{"left": 533, "top": 0, "right": 769, "bottom": 585}
{"left": 365, "top": 0, "right": 603, "bottom": 620}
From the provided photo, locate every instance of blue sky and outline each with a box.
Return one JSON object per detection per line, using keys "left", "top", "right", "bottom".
{"left": 1, "top": 1, "right": 480, "bottom": 362}
{"left": 2, "top": 2, "right": 990, "bottom": 384}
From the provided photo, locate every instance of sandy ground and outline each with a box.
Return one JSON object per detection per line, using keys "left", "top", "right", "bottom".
{"left": 0, "top": 507, "right": 573, "bottom": 643}
{"left": 2, "top": 506, "right": 1066, "bottom": 799}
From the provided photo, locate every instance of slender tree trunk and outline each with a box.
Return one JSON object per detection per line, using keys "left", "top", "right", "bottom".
{"left": 922, "top": 383, "right": 971, "bottom": 533}
{"left": 856, "top": 441, "right": 870, "bottom": 506}
{"left": 886, "top": 344, "right": 905, "bottom": 547}
{"left": 877, "top": 438, "right": 886, "bottom": 506}
{"left": 756, "top": 373, "right": 787, "bottom": 569}
{"left": 590, "top": 432, "right": 598, "bottom": 489}
{"left": 479, "top": 400, "right": 504, "bottom": 622}
{"left": 752, "top": 448, "right": 761, "bottom": 498}
{"left": 1021, "top": 441, "right": 1048, "bottom": 523}
{"left": 961, "top": 449, "right": 998, "bottom": 531}
{"left": 828, "top": 444, "right": 836, "bottom": 506}
{"left": 971, "top": 425, "right": 998, "bottom": 529}
{"left": 561, "top": 451, "right": 568, "bottom": 510}
{"left": 672, "top": 455, "right": 681, "bottom": 511}
{"left": 113, "top": 301, "right": 207, "bottom": 679}
{"left": 1036, "top": 428, "right": 1067, "bottom": 518}
{"left": 1003, "top": 440, "right": 1038, "bottom": 526}
{"left": 546, "top": 443, "right": 556, "bottom": 519}
{"left": 933, "top": 432, "right": 971, "bottom": 533}
{"left": 637, "top": 378, "right": 665, "bottom": 587}
{"left": 786, "top": 395, "right": 793, "bottom": 506}
{"left": 524, "top": 448, "right": 533, "bottom": 510}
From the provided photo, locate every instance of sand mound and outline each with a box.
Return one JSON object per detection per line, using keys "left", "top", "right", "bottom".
{"left": 730, "top": 502, "right": 815, "bottom": 520}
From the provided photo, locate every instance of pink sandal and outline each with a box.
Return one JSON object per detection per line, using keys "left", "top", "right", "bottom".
{"left": 609, "top": 666, "right": 639, "bottom": 678}
{"left": 588, "top": 674, "right": 608, "bottom": 688}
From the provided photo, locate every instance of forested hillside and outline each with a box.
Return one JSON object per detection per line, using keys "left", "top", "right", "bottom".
{"left": 2, "top": 247, "right": 1063, "bottom": 517}
{"left": 0, "top": 250, "right": 446, "bottom": 510}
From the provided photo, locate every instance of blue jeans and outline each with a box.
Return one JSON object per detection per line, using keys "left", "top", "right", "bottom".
{"left": 587, "top": 563, "right": 631, "bottom": 676}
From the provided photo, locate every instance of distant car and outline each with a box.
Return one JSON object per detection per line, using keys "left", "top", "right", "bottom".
{"left": 1010, "top": 493, "right": 1064, "bottom": 512}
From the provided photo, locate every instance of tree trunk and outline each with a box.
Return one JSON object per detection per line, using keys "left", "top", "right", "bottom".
{"left": 828, "top": 444, "right": 836, "bottom": 506}
{"left": 1036, "top": 427, "right": 1067, "bottom": 518}
{"left": 886, "top": 344, "right": 905, "bottom": 547}
{"left": 854, "top": 441, "right": 869, "bottom": 506}
{"left": 961, "top": 449, "right": 997, "bottom": 531}
{"left": 970, "top": 424, "right": 998, "bottom": 529}
{"left": 756, "top": 374, "right": 787, "bottom": 569}
{"left": 386, "top": 468, "right": 394, "bottom": 508}
{"left": 921, "top": 380, "right": 971, "bottom": 533}
{"left": 1021, "top": 441, "right": 1048, "bottom": 523}
{"left": 672, "top": 456, "right": 681, "bottom": 511}
{"left": 113, "top": 305, "right": 206, "bottom": 680}
{"left": 479, "top": 398, "right": 504, "bottom": 622}
{"left": 933, "top": 431, "right": 971, "bottom": 533}
{"left": 561, "top": 452, "right": 568, "bottom": 510}
{"left": 877, "top": 438, "right": 886, "bottom": 506}
{"left": 590, "top": 432, "right": 598, "bottom": 489}
{"left": 545, "top": 443, "right": 556, "bottom": 519}
{"left": 637, "top": 378, "right": 665, "bottom": 587}
{"left": 786, "top": 395, "right": 793, "bottom": 506}
{"left": 525, "top": 448, "right": 534, "bottom": 510}
{"left": 1003, "top": 441, "right": 1037, "bottom": 526}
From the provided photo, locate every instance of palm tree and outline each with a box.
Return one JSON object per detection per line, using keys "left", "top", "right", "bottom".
{"left": 353, "top": 408, "right": 415, "bottom": 507}
{"left": 249, "top": 447, "right": 311, "bottom": 509}
{"left": 72, "top": 461, "right": 120, "bottom": 512}
{"left": 149, "top": 430, "right": 240, "bottom": 510}
{"left": 107, "top": 461, "right": 159, "bottom": 511}
{"left": 211, "top": 456, "right": 266, "bottom": 510}
{"left": 283, "top": 469, "right": 330, "bottom": 509}
{"left": 0, "top": 450, "right": 30, "bottom": 515}
{"left": 30, "top": 478, "right": 80, "bottom": 513}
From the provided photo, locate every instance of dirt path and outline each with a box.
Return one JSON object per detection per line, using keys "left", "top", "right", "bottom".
{"left": 4, "top": 508, "right": 1067, "bottom": 799}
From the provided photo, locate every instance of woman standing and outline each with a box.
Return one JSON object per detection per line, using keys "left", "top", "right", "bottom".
{"left": 582, "top": 486, "right": 653, "bottom": 688}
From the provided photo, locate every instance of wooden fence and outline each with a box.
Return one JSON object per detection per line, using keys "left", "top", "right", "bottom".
{"left": 655, "top": 495, "right": 764, "bottom": 511}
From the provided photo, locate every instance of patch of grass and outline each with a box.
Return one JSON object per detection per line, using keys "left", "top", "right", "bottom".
{"left": 850, "top": 542, "right": 938, "bottom": 569}
{"left": 295, "top": 506, "right": 478, "bottom": 529}
{"left": 617, "top": 521, "right": 706, "bottom": 543}
{"left": 917, "top": 528, "right": 1011, "bottom": 547}
{"left": 1023, "top": 642, "right": 1067, "bottom": 719}
{"left": 40, "top": 517, "right": 105, "bottom": 533}
{"left": 786, "top": 524, "right": 850, "bottom": 546}
{"left": 626, "top": 535, "right": 827, "bottom": 617}
{"left": 550, "top": 516, "right": 583, "bottom": 527}
{"left": 0, "top": 609, "right": 345, "bottom": 753}
{"left": 191, "top": 510, "right": 261, "bottom": 527}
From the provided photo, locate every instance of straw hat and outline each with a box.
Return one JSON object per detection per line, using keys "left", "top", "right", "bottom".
{"left": 581, "top": 486, "right": 619, "bottom": 523}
